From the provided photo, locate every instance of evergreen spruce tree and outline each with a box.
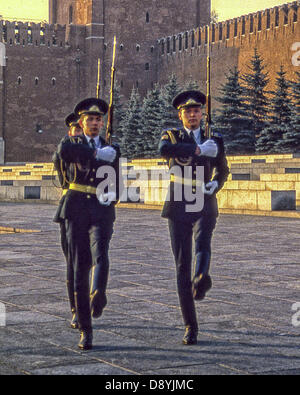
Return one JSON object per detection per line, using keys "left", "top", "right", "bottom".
{"left": 111, "top": 82, "right": 125, "bottom": 146}
{"left": 280, "top": 71, "right": 300, "bottom": 153}
{"left": 215, "top": 67, "right": 254, "bottom": 154}
{"left": 241, "top": 48, "right": 270, "bottom": 150}
{"left": 160, "top": 74, "right": 182, "bottom": 130}
{"left": 141, "top": 84, "right": 164, "bottom": 158}
{"left": 256, "top": 66, "right": 293, "bottom": 153}
{"left": 184, "top": 78, "right": 199, "bottom": 91}
{"left": 120, "top": 88, "right": 143, "bottom": 159}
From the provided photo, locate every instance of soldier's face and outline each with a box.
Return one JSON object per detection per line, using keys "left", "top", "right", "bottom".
{"left": 69, "top": 125, "right": 83, "bottom": 137}
{"left": 80, "top": 114, "right": 104, "bottom": 137}
{"left": 179, "top": 106, "right": 202, "bottom": 130}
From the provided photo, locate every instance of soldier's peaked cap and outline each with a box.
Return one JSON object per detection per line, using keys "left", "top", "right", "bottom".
{"left": 65, "top": 113, "right": 80, "bottom": 127}
{"left": 74, "top": 97, "right": 108, "bottom": 116}
{"left": 172, "top": 90, "right": 206, "bottom": 110}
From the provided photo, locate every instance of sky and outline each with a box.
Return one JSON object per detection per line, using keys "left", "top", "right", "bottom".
{"left": 0, "top": 0, "right": 48, "bottom": 22}
{"left": 213, "top": 0, "right": 289, "bottom": 21}
{"left": 0, "top": 0, "right": 290, "bottom": 22}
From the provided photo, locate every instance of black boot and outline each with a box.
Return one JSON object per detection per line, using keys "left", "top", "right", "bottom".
{"left": 192, "top": 251, "right": 212, "bottom": 301}
{"left": 74, "top": 291, "right": 92, "bottom": 334}
{"left": 78, "top": 329, "right": 93, "bottom": 350}
{"left": 182, "top": 326, "right": 198, "bottom": 345}
{"left": 90, "top": 264, "right": 108, "bottom": 319}
{"left": 66, "top": 277, "right": 78, "bottom": 328}
{"left": 90, "top": 290, "right": 107, "bottom": 319}
{"left": 192, "top": 275, "right": 212, "bottom": 301}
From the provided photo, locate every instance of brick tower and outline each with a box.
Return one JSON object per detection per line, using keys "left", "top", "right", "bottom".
{"left": 49, "top": 0, "right": 211, "bottom": 97}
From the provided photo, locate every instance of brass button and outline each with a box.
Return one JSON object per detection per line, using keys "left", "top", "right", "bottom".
{"left": 90, "top": 178, "right": 94, "bottom": 182}
{"left": 87, "top": 194, "right": 91, "bottom": 199}
{"left": 192, "top": 188, "right": 196, "bottom": 193}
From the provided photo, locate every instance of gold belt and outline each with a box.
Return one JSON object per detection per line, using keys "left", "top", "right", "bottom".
{"left": 69, "top": 183, "right": 97, "bottom": 194}
{"left": 170, "top": 175, "right": 203, "bottom": 187}
{"left": 62, "top": 189, "right": 68, "bottom": 196}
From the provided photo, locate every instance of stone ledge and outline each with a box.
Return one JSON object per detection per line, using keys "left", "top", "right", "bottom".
{"left": 0, "top": 198, "right": 58, "bottom": 205}
{"left": 117, "top": 203, "right": 300, "bottom": 219}
{"left": 219, "top": 208, "right": 300, "bottom": 219}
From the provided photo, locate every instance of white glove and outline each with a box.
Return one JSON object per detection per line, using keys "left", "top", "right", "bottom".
{"left": 96, "top": 146, "right": 116, "bottom": 163}
{"left": 204, "top": 181, "right": 218, "bottom": 195}
{"left": 98, "top": 191, "right": 116, "bottom": 206}
{"left": 198, "top": 140, "right": 218, "bottom": 158}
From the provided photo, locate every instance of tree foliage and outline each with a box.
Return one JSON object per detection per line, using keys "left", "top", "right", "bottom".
{"left": 256, "top": 66, "right": 293, "bottom": 153}
{"left": 160, "top": 74, "right": 182, "bottom": 130}
{"left": 120, "top": 88, "right": 143, "bottom": 159}
{"left": 215, "top": 67, "right": 253, "bottom": 154}
{"left": 279, "top": 71, "right": 300, "bottom": 153}
{"left": 241, "top": 48, "right": 270, "bottom": 146}
{"left": 114, "top": 54, "right": 299, "bottom": 158}
{"left": 141, "top": 84, "right": 164, "bottom": 158}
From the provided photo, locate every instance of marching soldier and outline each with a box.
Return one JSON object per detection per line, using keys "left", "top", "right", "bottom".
{"left": 159, "top": 90, "right": 229, "bottom": 345}
{"left": 66, "top": 113, "right": 84, "bottom": 138}
{"left": 53, "top": 113, "right": 83, "bottom": 330}
{"left": 56, "top": 98, "right": 121, "bottom": 350}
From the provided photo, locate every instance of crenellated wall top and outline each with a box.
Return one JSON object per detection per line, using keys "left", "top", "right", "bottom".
{"left": 0, "top": 19, "right": 86, "bottom": 48}
{"left": 157, "top": 1, "right": 299, "bottom": 54}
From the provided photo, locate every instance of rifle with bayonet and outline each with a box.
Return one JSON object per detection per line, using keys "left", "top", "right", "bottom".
{"left": 105, "top": 36, "right": 117, "bottom": 145}
{"left": 205, "top": 25, "right": 212, "bottom": 139}
{"left": 96, "top": 58, "right": 101, "bottom": 99}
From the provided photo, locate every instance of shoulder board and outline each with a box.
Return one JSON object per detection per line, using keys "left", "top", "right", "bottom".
{"left": 162, "top": 128, "right": 180, "bottom": 133}
{"left": 168, "top": 128, "right": 185, "bottom": 138}
{"left": 163, "top": 129, "right": 181, "bottom": 145}
{"left": 60, "top": 135, "right": 69, "bottom": 143}
{"left": 161, "top": 128, "right": 180, "bottom": 136}
{"left": 70, "top": 135, "right": 86, "bottom": 144}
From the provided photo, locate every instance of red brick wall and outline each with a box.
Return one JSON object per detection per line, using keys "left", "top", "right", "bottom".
{"left": 1, "top": 1, "right": 298, "bottom": 162}
{"left": 156, "top": 3, "right": 300, "bottom": 109}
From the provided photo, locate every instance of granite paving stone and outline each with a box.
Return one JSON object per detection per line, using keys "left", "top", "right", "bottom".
{"left": 0, "top": 202, "right": 300, "bottom": 375}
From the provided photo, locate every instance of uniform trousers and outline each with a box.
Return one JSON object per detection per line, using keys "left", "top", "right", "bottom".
{"left": 60, "top": 222, "right": 76, "bottom": 313}
{"left": 65, "top": 217, "right": 114, "bottom": 331}
{"left": 168, "top": 213, "right": 217, "bottom": 329}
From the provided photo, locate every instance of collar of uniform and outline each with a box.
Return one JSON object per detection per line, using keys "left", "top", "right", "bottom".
{"left": 84, "top": 134, "right": 101, "bottom": 148}
{"left": 184, "top": 127, "right": 201, "bottom": 142}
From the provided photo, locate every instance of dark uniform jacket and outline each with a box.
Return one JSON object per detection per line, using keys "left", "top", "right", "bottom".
{"left": 159, "top": 128, "right": 229, "bottom": 222}
{"left": 52, "top": 148, "right": 69, "bottom": 223}
{"left": 53, "top": 134, "right": 121, "bottom": 225}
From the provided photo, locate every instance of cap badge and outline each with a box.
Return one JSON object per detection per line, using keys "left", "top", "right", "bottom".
{"left": 89, "top": 105, "right": 101, "bottom": 113}
{"left": 186, "top": 99, "right": 197, "bottom": 105}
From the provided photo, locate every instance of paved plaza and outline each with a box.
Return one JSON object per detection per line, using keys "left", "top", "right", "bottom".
{"left": 0, "top": 203, "right": 300, "bottom": 375}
